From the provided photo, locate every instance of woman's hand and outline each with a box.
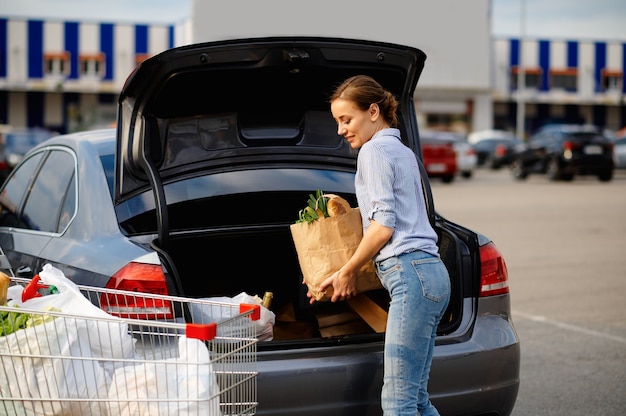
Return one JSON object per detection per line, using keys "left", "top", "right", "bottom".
{"left": 317, "top": 267, "right": 358, "bottom": 303}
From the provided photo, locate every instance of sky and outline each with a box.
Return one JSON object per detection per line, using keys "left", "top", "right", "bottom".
{"left": 491, "top": 0, "right": 626, "bottom": 40}
{"left": 1, "top": 0, "right": 625, "bottom": 41}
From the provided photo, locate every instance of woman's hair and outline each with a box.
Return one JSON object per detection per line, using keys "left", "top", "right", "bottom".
{"left": 330, "top": 75, "right": 399, "bottom": 127}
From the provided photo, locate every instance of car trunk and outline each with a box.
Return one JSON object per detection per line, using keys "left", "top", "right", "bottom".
{"left": 115, "top": 37, "right": 473, "bottom": 345}
{"left": 122, "top": 188, "right": 467, "bottom": 343}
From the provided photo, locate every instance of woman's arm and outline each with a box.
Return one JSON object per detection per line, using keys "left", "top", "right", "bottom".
{"left": 310, "top": 219, "right": 393, "bottom": 303}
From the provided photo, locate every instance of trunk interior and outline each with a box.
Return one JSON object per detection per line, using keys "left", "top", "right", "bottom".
{"left": 148, "top": 195, "right": 465, "bottom": 343}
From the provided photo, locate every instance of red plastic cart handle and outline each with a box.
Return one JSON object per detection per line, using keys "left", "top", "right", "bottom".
{"left": 240, "top": 303, "right": 261, "bottom": 321}
{"left": 186, "top": 322, "right": 217, "bottom": 341}
{"left": 22, "top": 275, "right": 46, "bottom": 302}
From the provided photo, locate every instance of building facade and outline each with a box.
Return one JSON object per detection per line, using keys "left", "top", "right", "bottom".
{"left": 1, "top": 0, "right": 495, "bottom": 136}
{"left": 189, "top": 0, "right": 494, "bottom": 136}
{"left": 1, "top": 10, "right": 625, "bottom": 137}
{"left": 493, "top": 37, "right": 626, "bottom": 135}
{"left": 0, "top": 17, "right": 186, "bottom": 133}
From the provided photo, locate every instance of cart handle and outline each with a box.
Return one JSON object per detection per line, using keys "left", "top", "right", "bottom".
{"left": 21, "top": 275, "right": 58, "bottom": 302}
{"left": 240, "top": 303, "right": 261, "bottom": 321}
{"left": 186, "top": 322, "right": 217, "bottom": 341}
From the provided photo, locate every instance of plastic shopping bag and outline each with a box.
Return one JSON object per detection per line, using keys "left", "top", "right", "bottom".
{"left": 11, "top": 264, "right": 135, "bottom": 362}
{"left": 189, "top": 292, "right": 275, "bottom": 341}
{"left": 0, "top": 316, "right": 109, "bottom": 416}
{"left": 107, "top": 336, "right": 221, "bottom": 416}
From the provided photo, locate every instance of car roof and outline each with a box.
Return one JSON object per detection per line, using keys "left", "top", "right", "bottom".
{"left": 28, "top": 128, "right": 116, "bottom": 157}
{"left": 420, "top": 131, "right": 465, "bottom": 142}
{"left": 534, "top": 124, "right": 601, "bottom": 134}
{"left": 467, "top": 129, "right": 515, "bottom": 144}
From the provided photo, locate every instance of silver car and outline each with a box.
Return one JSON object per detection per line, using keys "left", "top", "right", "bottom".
{"left": 0, "top": 37, "right": 519, "bottom": 415}
{"left": 613, "top": 135, "right": 626, "bottom": 169}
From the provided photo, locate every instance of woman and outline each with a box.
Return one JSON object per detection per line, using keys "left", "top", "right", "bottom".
{"left": 310, "top": 75, "right": 451, "bottom": 415}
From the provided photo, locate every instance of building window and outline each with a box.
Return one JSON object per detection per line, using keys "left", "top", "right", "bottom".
{"left": 550, "top": 69, "right": 578, "bottom": 92}
{"left": 79, "top": 53, "right": 105, "bottom": 78}
{"left": 44, "top": 52, "right": 70, "bottom": 77}
{"left": 602, "top": 69, "right": 623, "bottom": 92}
{"left": 510, "top": 66, "right": 542, "bottom": 89}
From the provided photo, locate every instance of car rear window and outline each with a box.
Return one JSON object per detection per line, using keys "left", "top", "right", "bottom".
{"left": 565, "top": 132, "right": 607, "bottom": 141}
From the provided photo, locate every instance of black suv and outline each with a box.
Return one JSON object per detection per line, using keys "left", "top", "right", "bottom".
{"left": 511, "top": 124, "right": 614, "bottom": 181}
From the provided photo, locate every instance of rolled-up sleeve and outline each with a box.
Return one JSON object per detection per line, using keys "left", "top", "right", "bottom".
{"left": 357, "top": 141, "right": 396, "bottom": 229}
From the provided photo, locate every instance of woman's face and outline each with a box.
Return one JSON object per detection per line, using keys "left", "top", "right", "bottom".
{"left": 331, "top": 98, "right": 381, "bottom": 149}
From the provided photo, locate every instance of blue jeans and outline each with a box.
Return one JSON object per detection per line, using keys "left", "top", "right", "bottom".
{"left": 375, "top": 250, "right": 451, "bottom": 416}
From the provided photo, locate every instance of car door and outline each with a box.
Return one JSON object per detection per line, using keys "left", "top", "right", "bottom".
{"left": 0, "top": 147, "right": 76, "bottom": 278}
{"left": 523, "top": 130, "right": 552, "bottom": 167}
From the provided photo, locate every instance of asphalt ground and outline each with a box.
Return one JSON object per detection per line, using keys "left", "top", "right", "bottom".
{"left": 431, "top": 167, "right": 626, "bottom": 416}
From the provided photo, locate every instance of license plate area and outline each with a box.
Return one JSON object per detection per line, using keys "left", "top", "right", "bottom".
{"left": 584, "top": 145, "right": 602, "bottom": 155}
{"left": 428, "top": 163, "right": 447, "bottom": 173}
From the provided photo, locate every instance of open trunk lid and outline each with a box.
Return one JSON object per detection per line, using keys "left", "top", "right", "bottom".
{"left": 111, "top": 36, "right": 471, "bottom": 339}
{"left": 114, "top": 37, "right": 426, "bottom": 206}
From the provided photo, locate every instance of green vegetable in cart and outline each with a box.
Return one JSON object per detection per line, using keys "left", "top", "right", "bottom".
{"left": 1, "top": 307, "right": 30, "bottom": 336}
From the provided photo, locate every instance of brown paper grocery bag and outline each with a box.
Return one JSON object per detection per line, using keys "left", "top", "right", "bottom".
{"left": 290, "top": 207, "right": 382, "bottom": 301}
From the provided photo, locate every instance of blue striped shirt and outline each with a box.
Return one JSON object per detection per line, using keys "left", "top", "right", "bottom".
{"left": 355, "top": 128, "right": 439, "bottom": 262}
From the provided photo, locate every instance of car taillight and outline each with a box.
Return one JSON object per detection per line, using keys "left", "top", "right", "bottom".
{"left": 563, "top": 140, "right": 582, "bottom": 151}
{"left": 495, "top": 144, "right": 507, "bottom": 157}
{"left": 479, "top": 242, "right": 509, "bottom": 297}
{"left": 101, "top": 262, "right": 173, "bottom": 319}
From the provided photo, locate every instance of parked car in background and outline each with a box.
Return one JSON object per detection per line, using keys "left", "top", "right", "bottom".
{"left": 452, "top": 137, "right": 477, "bottom": 178}
{"left": 612, "top": 135, "right": 626, "bottom": 169}
{"left": 468, "top": 129, "right": 514, "bottom": 145}
{"left": 0, "top": 38, "right": 519, "bottom": 416}
{"left": 420, "top": 133, "right": 458, "bottom": 183}
{"left": 472, "top": 136, "right": 522, "bottom": 169}
{"left": 0, "top": 128, "right": 56, "bottom": 183}
{"left": 422, "top": 131, "right": 476, "bottom": 178}
{"left": 510, "top": 124, "right": 614, "bottom": 181}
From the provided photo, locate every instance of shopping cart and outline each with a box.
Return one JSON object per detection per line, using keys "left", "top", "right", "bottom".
{"left": 0, "top": 272, "right": 259, "bottom": 416}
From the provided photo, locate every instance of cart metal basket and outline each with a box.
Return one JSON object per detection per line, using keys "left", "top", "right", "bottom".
{"left": 0, "top": 274, "right": 259, "bottom": 416}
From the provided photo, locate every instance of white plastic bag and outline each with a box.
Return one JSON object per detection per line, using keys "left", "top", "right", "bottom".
{"left": 189, "top": 292, "right": 275, "bottom": 341}
{"left": 11, "top": 264, "right": 135, "bottom": 362}
{"left": 0, "top": 316, "right": 109, "bottom": 416}
{"left": 107, "top": 336, "right": 221, "bottom": 416}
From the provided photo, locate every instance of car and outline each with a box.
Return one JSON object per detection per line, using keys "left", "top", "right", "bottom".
{"left": 472, "top": 136, "right": 522, "bottom": 169}
{"left": 510, "top": 124, "right": 614, "bottom": 181}
{"left": 613, "top": 135, "right": 626, "bottom": 169}
{"left": 452, "top": 136, "right": 478, "bottom": 178}
{"left": 0, "top": 37, "right": 519, "bottom": 416}
{"left": 422, "top": 131, "right": 476, "bottom": 178}
{"left": 420, "top": 133, "right": 458, "bottom": 183}
{"left": 0, "top": 128, "right": 56, "bottom": 184}
{"left": 467, "top": 129, "right": 514, "bottom": 145}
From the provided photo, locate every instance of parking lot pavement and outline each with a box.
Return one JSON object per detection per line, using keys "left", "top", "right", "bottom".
{"left": 431, "top": 167, "right": 626, "bottom": 416}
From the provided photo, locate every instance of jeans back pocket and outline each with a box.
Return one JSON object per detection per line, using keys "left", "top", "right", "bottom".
{"left": 411, "top": 257, "right": 450, "bottom": 303}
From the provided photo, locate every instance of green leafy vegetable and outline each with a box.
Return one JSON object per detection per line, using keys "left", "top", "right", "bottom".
{"left": 296, "top": 190, "right": 330, "bottom": 223}
{"left": 0, "top": 306, "right": 30, "bottom": 336}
